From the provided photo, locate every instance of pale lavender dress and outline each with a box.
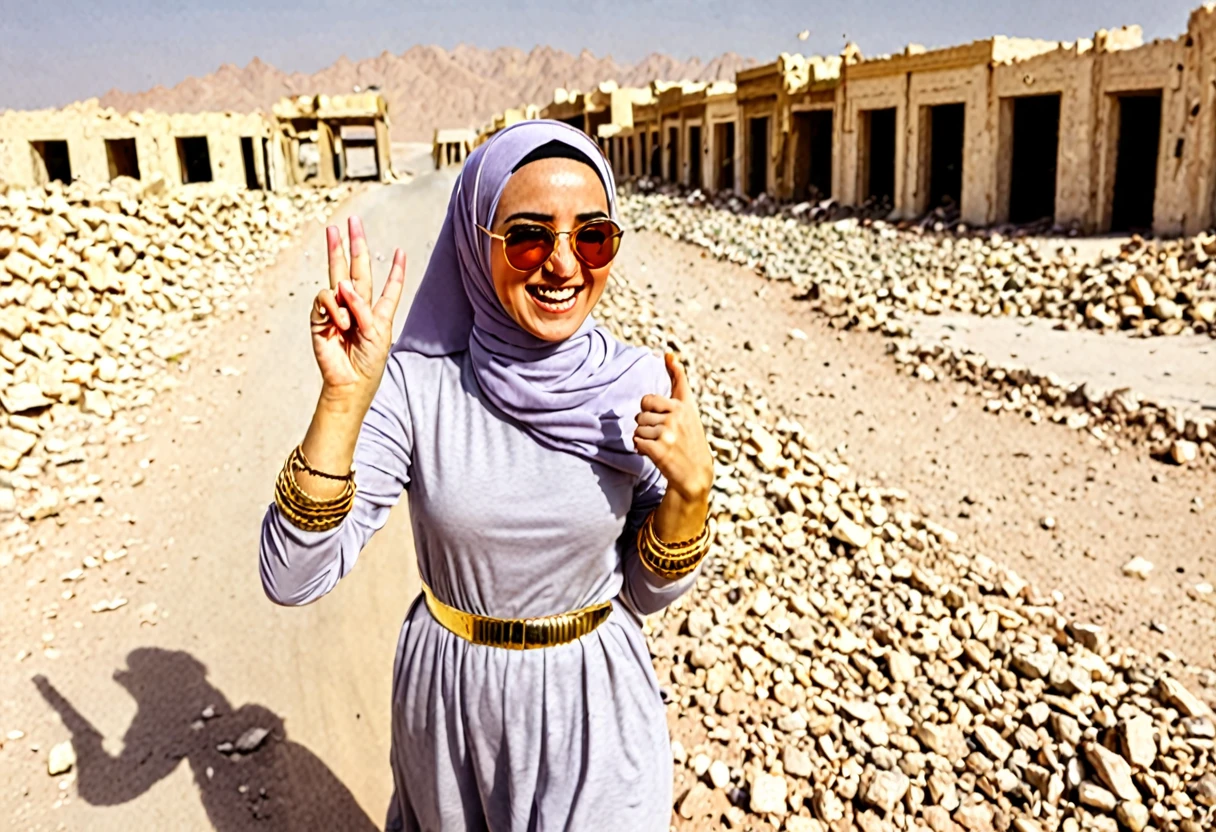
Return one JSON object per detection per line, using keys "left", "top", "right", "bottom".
{"left": 258, "top": 349, "right": 700, "bottom": 831}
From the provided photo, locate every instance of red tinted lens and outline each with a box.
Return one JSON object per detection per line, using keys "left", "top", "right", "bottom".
{"left": 573, "top": 221, "right": 621, "bottom": 268}
{"left": 502, "top": 225, "right": 555, "bottom": 271}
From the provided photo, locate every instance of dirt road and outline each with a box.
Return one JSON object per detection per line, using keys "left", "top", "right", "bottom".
{"left": 3, "top": 163, "right": 451, "bottom": 830}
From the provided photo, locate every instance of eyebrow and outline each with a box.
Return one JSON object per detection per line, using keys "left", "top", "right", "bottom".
{"left": 502, "top": 209, "right": 609, "bottom": 224}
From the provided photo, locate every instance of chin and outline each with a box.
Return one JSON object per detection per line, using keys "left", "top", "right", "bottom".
{"left": 526, "top": 315, "right": 587, "bottom": 342}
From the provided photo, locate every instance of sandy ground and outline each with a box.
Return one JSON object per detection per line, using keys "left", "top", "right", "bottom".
{"left": 615, "top": 235, "right": 1216, "bottom": 671}
{"left": 1, "top": 171, "right": 456, "bottom": 830}
{"left": 2, "top": 171, "right": 1213, "bottom": 830}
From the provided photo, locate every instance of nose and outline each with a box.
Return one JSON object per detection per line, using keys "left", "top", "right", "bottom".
{"left": 545, "top": 233, "right": 579, "bottom": 278}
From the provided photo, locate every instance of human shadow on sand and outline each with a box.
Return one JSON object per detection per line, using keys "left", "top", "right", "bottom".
{"left": 34, "top": 647, "right": 379, "bottom": 831}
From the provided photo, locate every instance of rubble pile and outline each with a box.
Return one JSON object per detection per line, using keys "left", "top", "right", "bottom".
{"left": 0, "top": 178, "right": 348, "bottom": 520}
{"left": 887, "top": 340, "right": 1211, "bottom": 467}
{"left": 620, "top": 191, "right": 1216, "bottom": 338}
{"left": 619, "top": 192, "right": 1215, "bottom": 464}
{"left": 597, "top": 270, "right": 1216, "bottom": 832}
{"left": 632, "top": 178, "right": 895, "bottom": 224}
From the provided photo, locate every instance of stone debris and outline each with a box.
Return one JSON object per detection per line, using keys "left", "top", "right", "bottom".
{"left": 621, "top": 190, "right": 1216, "bottom": 466}
{"left": 0, "top": 178, "right": 349, "bottom": 524}
{"left": 234, "top": 726, "right": 270, "bottom": 753}
{"left": 1122, "top": 556, "right": 1155, "bottom": 580}
{"left": 89, "top": 596, "right": 127, "bottom": 613}
{"left": 591, "top": 266, "right": 1216, "bottom": 832}
{"left": 46, "top": 740, "right": 74, "bottom": 776}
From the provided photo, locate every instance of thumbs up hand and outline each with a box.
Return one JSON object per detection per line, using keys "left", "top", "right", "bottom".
{"left": 634, "top": 352, "right": 714, "bottom": 504}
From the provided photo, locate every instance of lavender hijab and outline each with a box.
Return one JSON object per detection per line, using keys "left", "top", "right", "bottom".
{"left": 393, "top": 120, "right": 667, "bottom": 478}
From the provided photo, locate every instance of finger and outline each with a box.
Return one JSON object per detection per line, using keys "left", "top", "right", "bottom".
{"left": 634, "top": 437, "right": 663, "bottom": 461}
{"left": 348, "top": 215, "right": 372, "bottom": 302}
{"left": 666, "top": 352, "right": 690, "bottom": 401}
{"left": 636, "top": 411, "right": 667, "bottom": 428}
{"left": 326, "top": 226, "right": 349, "bottom": 290}
{"left": 314, "top": 289, "right": 351, "bottom": 331}
{"left": 640, "top": 393, "right": 675, "bottom": 414}
{"left": 635, "top": 424, "right": 679, "bottom": 444}
{"left": 373, "top": 249, "right": 407, "bottom": 325}
{"left": 339, "top": 280, "right": 376, "bottom": 334}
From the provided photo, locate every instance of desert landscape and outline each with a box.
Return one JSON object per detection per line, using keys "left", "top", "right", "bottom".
{"left": 1, "top": 4, "right": 1214, "bottom": 832}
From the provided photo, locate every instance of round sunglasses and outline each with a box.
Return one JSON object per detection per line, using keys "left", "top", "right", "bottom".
{"left": 477, "top": 218, "right": 625, "bottom": 272}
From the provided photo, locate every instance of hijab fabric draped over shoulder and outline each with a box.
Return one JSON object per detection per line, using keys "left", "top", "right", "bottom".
{"left": 393, "top": 120, "right": 668, "bottom": 479}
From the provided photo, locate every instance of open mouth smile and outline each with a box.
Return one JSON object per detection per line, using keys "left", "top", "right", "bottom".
{"left": 526, "top": 283, "right": 584, "bottom": 313}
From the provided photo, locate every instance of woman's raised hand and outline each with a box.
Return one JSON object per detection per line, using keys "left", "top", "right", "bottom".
{"left": 311, "top": 215, "right": 406, "bottom": 411}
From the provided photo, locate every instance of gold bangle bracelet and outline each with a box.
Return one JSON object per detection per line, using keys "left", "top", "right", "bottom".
{"left": 636, "top": 512, "right": 710, "bottom": 580}
{"left": 641, "top": 512, "right": 710, "bottom": 556}
{"left": 273, "top": 445, "right": 356, "bottom": 532}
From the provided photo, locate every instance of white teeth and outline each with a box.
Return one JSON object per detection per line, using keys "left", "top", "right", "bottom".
{"left": 534, "top": 286, "right": 576, "bottom": 301}
{"left": 528, "top": 284, "right": 579, "bottom": 311}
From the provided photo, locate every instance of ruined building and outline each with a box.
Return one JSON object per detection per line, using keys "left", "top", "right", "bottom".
{"left": 0, "top": 93, "right": 394, "bottom": 191}
{"left": 433, "top": 128, "right": 475, "bottom": 169}
{"left": 510, "top": 4, "right": 1216, "bottom": 238}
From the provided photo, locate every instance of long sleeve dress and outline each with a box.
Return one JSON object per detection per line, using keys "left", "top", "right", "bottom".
{"left": 258, "top": 348, "right": 701, "bottom": 832}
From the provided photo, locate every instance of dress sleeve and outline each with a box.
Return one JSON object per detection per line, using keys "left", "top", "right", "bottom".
{"left": 258, "top": 353, "right": 413, "bottom": 606}
{"left": 618, "top": 460, "right": 704, "bottom": 617}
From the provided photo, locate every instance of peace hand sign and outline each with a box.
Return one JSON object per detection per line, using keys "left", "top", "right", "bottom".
{"left": 311, "top": 215, "right": 406, "bottom": 411}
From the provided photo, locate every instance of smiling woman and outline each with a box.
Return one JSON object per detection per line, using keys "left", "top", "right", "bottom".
{"left": 480, "top": 151, "right": 623, "bottom": 339}
{"left": 258, "top": 119, "right": 715, "bottom": 831}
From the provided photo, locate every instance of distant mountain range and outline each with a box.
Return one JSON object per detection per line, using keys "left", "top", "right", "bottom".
{"left": 95, "top": 46, "right": 758, "bottom": 141}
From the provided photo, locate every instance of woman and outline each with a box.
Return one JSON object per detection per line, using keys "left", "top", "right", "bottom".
{"left": 259, "top": 120, "right": 714, "bottom": 831}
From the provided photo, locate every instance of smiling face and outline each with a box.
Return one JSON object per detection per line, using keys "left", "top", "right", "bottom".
{"left": 488, "top": 156, "right": 613, "bottom": 342}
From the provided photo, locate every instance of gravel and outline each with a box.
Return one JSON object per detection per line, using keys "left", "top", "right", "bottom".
{"left": 620, "top": 190, "right": 1216, "bottom": 467}
{"left": 595, "top": 263, "right": 1216, "bottom": 831}
{"left": 0, "top": 177, "right": 349, "bottom": 532}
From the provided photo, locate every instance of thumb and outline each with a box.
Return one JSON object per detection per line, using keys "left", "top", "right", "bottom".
{"left": 665, "top": 352, "right": 690, "bottom": 401}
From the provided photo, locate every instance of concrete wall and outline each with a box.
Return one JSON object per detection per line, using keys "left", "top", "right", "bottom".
{"left": 905, "top": 64, "right": 991, "bottom": 222}
{"left": 992, "top": 43, "right": 1096, "bottom": 228}
{"left": 0, "top": 103, "right": 271, "bottom": 189}
{"left": 704, "top": 97, "right": 741, "bottom": 193}
{"left": 836, "top": 73, "right": 908, "bottom": 209}
{"left": 514, "top": 3, "right": 1216, "bottom": 237}
{"left": 1094, "top": 38, "right": 1184, "bottom": 234}
{"left": 1180, "top": 5, "right": 1216, "bottom": 234}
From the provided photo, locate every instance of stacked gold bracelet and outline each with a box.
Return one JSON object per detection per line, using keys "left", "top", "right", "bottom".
{"left": 636, "top": 511, "right": 711, "bottom": 580}
{"left": 273, "top": 445, "right": 356, "bottom": 532}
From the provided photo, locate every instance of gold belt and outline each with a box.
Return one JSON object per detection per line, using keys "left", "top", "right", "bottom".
{"left": 420, "top": 582, "right": 613, "bottom": 650}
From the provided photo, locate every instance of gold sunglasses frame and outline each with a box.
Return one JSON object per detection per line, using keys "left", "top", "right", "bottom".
{"left": 476, "top": 218, "right": 626, "bottom": 272}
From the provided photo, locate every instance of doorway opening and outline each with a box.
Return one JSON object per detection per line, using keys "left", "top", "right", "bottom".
{"left": 666, "top": 126, "right": 679, "bottom": 182}
{"left": 240, "top": 137, "right": 261, "bottom": 188}
{"left": 714, "top": 121, "right": 735, "bottom": 192}
{"left": 105, "top": 138, "right": 140, "bottom": 180}
{"left": 925, "top": 102, "right": 964, "bottom": 212}
{"left": 650, "top": 131, "right": 660, "bottom": 177}
{"left": 30, "top": 140, "right": 72, "bottom": 184}
{"left": 1110, "top": 91, "right": 1162, "bottom": 233}
{"left": 176, "top": 136, "right": 213, "bottom": 184}
{"left": 688, "top": 125, "right": 702, "bottom": 188}
{"left": 747, "top": 116, "right": 769, "bottom": 197}
{"left": 860, "top": 108, "right": 895, "bottom": 203}
{"left": 793, "top": 110, "right": 833, "bottom": 200}
{"left": 1007, "top": 94, "right": 1060, "bottom": 223}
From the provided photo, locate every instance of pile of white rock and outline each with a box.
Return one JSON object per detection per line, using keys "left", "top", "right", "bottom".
{"left": 596, "top": 269, "right": 1216, "bottom": 832}
{"left": 619, "top": 192, "right": 1215, "bottom": 465}
{"left": 886, "top": 340, "right": 1210, "bottom": 467}
{"left": 620, "top": 191, "right": 1216, "bottom": 338}
{"left": 0, "top": 178, "right": 349, "bottom": 527}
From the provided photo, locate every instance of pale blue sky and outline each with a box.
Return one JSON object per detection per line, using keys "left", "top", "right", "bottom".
{"left": 0, "top": 0, "right": 1201, "bottom": 110}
